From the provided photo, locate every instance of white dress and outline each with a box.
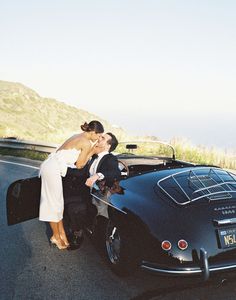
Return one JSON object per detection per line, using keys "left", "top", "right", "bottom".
{"left": 39, "top": 148, "right": 80, "bottom": 222}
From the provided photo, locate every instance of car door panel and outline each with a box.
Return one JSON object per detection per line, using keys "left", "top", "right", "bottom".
{"left": 6, "top": 176, "right": 41, "bottom": 225}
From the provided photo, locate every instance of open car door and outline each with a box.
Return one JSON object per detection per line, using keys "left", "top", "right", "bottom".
{"left": 6, "top": 177, "right": 41, "bottom": 225}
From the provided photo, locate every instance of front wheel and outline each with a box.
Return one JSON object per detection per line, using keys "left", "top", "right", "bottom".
{"left": 105, "top": 219, "right": 139, "bottom": 276}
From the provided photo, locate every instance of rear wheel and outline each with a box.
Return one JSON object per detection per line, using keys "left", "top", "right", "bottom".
{"left": 105, "top": 219, "right": 139, "bottom": 276}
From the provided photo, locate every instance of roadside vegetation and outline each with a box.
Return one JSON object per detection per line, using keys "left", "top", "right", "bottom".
{"left": 1, "top": 138, "right": 235, "bottom": 170}
{"left": 116, "top": 139, "right": 236, "bottom": 170}
{"left": 171, "top": 139, "right": 236, "bottom": 170}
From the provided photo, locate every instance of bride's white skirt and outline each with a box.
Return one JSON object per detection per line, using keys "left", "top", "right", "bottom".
{"left": 39, "top": 156, "right": 64, "bottom": 222}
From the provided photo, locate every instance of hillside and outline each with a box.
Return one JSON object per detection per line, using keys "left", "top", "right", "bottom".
{"left": 1, "top": 80, "right": 235, "bottom": 169}
{"left": 0, "top": 80, "right": 128, "bottom": 143}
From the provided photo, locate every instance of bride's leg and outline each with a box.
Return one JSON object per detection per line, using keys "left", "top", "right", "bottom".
{"left": 58, "top": 220, "right": 69, "bottom": 246}
{"left": 50, "top": 221, "right": 67, "bottom": 249}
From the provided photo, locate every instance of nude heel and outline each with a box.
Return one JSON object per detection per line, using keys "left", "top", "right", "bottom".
{"left": 50, "top": 237, "right": 68, "bottom": 250}
{"left": 60, "top": 234, "right": 70, "bottom": 247}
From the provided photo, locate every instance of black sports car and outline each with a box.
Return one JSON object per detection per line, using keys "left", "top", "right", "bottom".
{"left": 6, "top": 141, "right": 236, "bottom": 281}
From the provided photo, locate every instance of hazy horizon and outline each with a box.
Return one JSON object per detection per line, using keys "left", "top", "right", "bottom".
{"left": 1, "top": 1, "right": 235, "bottom": 152}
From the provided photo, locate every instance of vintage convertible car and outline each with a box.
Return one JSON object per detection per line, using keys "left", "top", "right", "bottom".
{"left": 6, "top": 141, "right": 236, "bottom": 281}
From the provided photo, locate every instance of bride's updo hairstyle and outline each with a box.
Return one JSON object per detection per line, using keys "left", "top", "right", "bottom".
{"left": 81, "top": 120, "right": 104, "bottom": 134}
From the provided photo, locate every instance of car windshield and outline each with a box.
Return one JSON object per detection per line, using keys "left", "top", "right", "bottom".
{"left": 115, "top": 141, "right": 175, "bottom": 159}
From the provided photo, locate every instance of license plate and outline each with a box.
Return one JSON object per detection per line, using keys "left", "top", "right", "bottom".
{"left": 218, "top": 228, "right": 236, "bottom": 249}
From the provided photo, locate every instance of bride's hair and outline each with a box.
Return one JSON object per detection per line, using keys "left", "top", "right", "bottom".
{"left": 81, "top": 120, "right": 104, "bottom": 133}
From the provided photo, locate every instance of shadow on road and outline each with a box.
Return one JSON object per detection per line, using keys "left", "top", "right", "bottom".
{"left": 130, "top": 273, "right": 236, "bottom": 300}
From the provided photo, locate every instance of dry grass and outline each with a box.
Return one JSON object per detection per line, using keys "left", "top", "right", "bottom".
{"left": 171, "top": 138, "right": 236, "bottom": 170}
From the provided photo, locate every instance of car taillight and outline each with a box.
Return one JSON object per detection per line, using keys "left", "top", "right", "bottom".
{"left": 161, "top": 240, "right": 172, "bottom": 251}
{"left": 178, "top": 239, "right": 188, "bottom": 250}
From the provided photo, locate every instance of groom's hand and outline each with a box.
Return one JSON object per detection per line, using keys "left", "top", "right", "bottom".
{"left": 85, "top": 174, "right": 100, "bottom": 187}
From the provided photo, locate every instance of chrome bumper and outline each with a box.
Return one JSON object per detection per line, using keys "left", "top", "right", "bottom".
{"left": 141, "top": 248, "right": 236, "bottom": 281}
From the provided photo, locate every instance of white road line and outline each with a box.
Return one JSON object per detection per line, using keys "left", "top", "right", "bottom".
{"left": 0, "top": 160, "right": 39, "bottom": 170}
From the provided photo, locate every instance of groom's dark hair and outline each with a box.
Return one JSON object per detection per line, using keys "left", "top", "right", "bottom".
{"left": 106, "top": 132, "right": 118, "bottom": 152}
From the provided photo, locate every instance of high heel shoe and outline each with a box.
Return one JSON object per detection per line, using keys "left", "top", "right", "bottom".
{"left": 50, "top": 237, "right": 68, "bottom": 250}
{"left": 60, "top": 234, "right": 70, "bottom": 247}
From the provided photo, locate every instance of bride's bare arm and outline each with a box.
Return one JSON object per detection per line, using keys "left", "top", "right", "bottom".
{"left": 75, "top": 141, "right": 94, "bottom": 169}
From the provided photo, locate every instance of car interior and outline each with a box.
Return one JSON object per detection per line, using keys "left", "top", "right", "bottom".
{"left": 117, "top": 156, "right": 192, "bottom": 177}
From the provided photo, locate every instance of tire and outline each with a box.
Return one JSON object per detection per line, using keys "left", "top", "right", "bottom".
{"left": 105, "top": 219, "right": 139, "bottom": 276}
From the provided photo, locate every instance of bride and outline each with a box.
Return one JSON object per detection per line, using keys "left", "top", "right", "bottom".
{"left": 39, "top": 120, "right": 104, "bottom": 249}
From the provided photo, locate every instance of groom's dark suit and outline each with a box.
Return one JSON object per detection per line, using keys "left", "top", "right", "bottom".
{"left": 62, "top": 153, "right": 121, "bottom": 233}
{"left": 91, "top": 153, "right": 121, "bottom": 187}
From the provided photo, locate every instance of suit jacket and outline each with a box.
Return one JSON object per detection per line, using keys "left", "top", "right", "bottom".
{"left": 63, "top": 153, "right": 121, "bottom": 203}
{"left": 94, "top": 153, "right": 121, "bottom": 187}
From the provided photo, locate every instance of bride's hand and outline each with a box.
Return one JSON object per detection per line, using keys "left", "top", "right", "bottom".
{"left": 92, "top": 140, "right": 98, "bottom": 146}
{"left": 90, "top": 140, "right": 99, "bottom": 154}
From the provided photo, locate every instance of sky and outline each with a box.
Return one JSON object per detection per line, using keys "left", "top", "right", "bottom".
{"left": 0, "top": 0, "right": 236, "bottom": 151}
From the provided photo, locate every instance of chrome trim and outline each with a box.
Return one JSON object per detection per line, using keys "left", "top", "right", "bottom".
{"left": 200, "top": 248, "right": 209, "bottom": 281}
{"left": 177, "top": 239, "right": 188, "bottom": 250}
{"left": 90, "top": 192, "right": 127, "bottom": 215}
{"left": 141, "top": 262, "right": 236, "bottom": 275}
{"left": 157, "top": 167, "right": 236, "bottom": 205}
{"left": 214, "top": 218, "right": 236, "bottom": 226}
{"left": 161, "top": 240, "right": 172, "bottom": 251}
{"left": 141, "top": 264, "right": 201, "bottom": 274}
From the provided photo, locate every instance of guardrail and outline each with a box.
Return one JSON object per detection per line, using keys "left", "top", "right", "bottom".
{"left": 0, "top": 138, "right": 58, "bottom": 153}
{"left": 1, "top": 138, "right": 236, "bottom": 173}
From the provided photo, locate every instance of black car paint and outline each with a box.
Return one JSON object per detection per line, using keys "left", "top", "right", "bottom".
{"left": 105, "top": 164, "right": 236, "bottom": 274}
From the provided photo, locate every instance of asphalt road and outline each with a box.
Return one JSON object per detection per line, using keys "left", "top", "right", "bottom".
{"left": 1, "top": 155, "right": 236, "bottom": 300}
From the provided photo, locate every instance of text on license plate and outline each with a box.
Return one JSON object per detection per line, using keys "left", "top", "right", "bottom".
{"left": 218, "top": 228, "right": 236, "bottom": 249}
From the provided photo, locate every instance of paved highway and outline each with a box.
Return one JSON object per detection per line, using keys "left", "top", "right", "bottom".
{"left": 1, "top": 155, "right": 236, "bottom": 300}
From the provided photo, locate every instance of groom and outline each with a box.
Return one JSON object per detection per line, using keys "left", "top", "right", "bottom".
{"left": 63, "top": 132, "right": 121, "bottom": 250}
